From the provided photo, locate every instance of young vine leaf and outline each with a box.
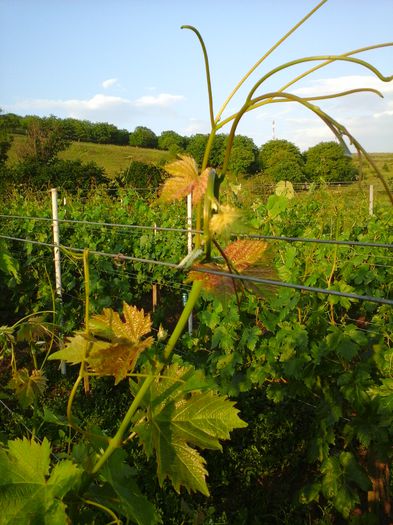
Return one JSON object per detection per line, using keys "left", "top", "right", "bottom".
{"left": 0, "top": 437, "right": 82, "bottom": 524}
{"left": 49, "top": 303, "right": 153, "bottom": 384}
{"left": 159, "top": 155, "right": 209, "bottom": 203}
{"left": 8, "top": 368, "right": 47, "bottom": 409}
{"left": 189, "top": 239, "right": 272, "bottom": 294}
{"left": 133, "top": 364, "right": 247, "bottom": 496}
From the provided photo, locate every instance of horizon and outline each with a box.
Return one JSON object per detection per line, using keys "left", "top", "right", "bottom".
{"left": 1, "top": 0, "right": 392, "bottom": 152}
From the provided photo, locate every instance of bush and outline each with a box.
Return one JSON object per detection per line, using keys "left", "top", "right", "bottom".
{"left": 115, "top": 160, "right": 165, "bottom": 191}
{"left": 10, "top": 158, "right": 108, "bottom": 192}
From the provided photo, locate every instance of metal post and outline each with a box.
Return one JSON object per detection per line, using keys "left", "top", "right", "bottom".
{"left": 152, "top": 223, "right": 158, "bottom": 311}
{"left": 50, "top": 188, "right": 66, "bottom": 374}
{"left": 186, "top": 193, "right": 193, "bottom": 335}
{"left": 369, "top": 185, "right": 374, "bottom": 216}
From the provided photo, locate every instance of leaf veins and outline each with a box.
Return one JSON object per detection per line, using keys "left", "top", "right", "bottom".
{"left": 159, "top": 155, "right": 209, "bottom": 204}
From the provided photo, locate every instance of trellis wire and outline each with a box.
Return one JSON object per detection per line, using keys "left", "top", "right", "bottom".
{"left": 1, "top": 214, "right": 392, "bottom": 249}
{"left": 1, "top": 234, "right": 392, "bottom": 306}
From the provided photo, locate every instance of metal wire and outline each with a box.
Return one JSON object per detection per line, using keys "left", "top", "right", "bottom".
{"left": 1, "top": 213, "right": 392, "bottom": 249}
{"left": 1, "top": 234, "right": 391, "bottom": 306}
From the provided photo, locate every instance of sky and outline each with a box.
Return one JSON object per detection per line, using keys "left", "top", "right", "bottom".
{"left": 1, "top": 0, "right": 392, "bottom": 152}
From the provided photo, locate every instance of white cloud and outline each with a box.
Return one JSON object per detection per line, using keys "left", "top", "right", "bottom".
{"left": 292, "top": 75, "right": 393, "bottom": 97}
{"left": 102, "top": 78, "right": 119, "bottom": 89}
{"left": 134, "top": 93, "right": 185, "bottom": 108}
{"left": 4, "top": 92, "right": 186, "bottom": 128}
{"left": 184, "top": 118, "right": 209, "bottom": 135}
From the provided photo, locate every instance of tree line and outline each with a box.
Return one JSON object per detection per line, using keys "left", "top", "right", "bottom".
{"left": 0, "top": 111, "right": 358, "bottom": 188}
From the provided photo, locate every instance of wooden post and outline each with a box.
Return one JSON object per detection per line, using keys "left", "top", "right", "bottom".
{"left": 50, "top": 188, "right": 66, "bottom": 374}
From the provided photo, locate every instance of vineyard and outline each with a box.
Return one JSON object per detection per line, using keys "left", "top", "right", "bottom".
{"left": 1, "top": 1, "right": 393, "bottom": 523}
{"left": 0, "top": 179, "right": 392, "bottom": 524}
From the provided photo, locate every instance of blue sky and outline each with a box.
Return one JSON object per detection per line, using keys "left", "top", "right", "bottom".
{"left": 1, "top": 0, "right": 392, "bottom": 151}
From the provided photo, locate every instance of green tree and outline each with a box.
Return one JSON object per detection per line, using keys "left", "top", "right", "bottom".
{"left": 17, "top": 117, "right": 70, "bottom": 164}
{"left": 259, "top": 139, "right": 305, "bottom": 182}
{"left": 304, "top": 141, "right": 358, "bottom": 182}
{"left": 227, "top": 134, "right": 259, "bottom": 175}
{"left": 0, "top": 109, "right": 14, "bottom": 165}
{"left": 158, "top": 130, "right": 187, "bottom": 153}
{"left": 129, "top": 126, "right": 158, "bottom": 149}
{"left": 186, "top": 133, "right": 209, "bottom": 167}
{"left": 186, "top": 133, "right": 227, "bottom": 169}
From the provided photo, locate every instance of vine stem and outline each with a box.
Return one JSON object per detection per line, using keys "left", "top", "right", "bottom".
{"left": 92, "top": 279, "right": 203, "bottom": 474}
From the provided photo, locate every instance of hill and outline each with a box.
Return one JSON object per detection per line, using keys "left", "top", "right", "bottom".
{"left": 7, "top": 134, "right": 175, "bottom": 178}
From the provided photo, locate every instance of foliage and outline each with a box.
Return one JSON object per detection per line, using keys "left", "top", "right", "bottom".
{"left": 260, "top": 139, "right": 306, "bottom": 182}
{"left": 9, "top": 158, "right": 107, "bottom": 191}
{"left": 133, "top": 363, "right": 247, "bottom": 496}
{"left": 1, "top": 3, "right": 393, "bottom": 523}
{"left": 115, "top": 160, "right": 165, "bottom": 191}
{"left": 0, "top": 109, "right": 14, "bottom": 166}
{"left": 0, "top": 437, "right": 82, "bottom": 524}
{"left": 129, "top": 126, "right": 158, "bottom": 149}
{"left": 227, "top": 134, "right": 259, "bottom": 175}
{"left": 16, "top": 116, "right": 70, "bottom": 165}
{"left": 304, "top": 141, "right": 359, "bottom": 182}
{"left": 158, "top": 130, "right": 187, "bottom": 153}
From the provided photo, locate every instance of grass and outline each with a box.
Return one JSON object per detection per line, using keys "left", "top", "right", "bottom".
{"left": 7, "top": 134, "right": 175, "bottom": 178}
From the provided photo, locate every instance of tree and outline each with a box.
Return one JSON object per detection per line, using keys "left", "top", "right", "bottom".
{"left": 17, "top": 117, "right": 69, "bottom": 164}
{"left": 226, "top": 135, "right": 259, "bottom": 175}
{"left": 129, "top": 126, "right": 158, "bottom": 149}
{"left": 0, "top": 109, "right": 14, "bottom": 165}
{"left": 259, "top": 139, "right": 305, "bottom": 182}
{"left": 186, "top": 134, "right": 209, "bottom": 167}
{"left": 259, "top": 139, "right": 304, "bottom": 170}
{"left": 158, "top": 130, "right": 186, "bottom": 153}
{"left": 304, "top": 141, "right": 358, "bottom": 182}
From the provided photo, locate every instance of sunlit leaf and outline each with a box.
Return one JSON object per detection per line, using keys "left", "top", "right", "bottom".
{"left": 92, "top": 303, "right": 151, "bottom": 344}
{"left": 224, "top": 239, "right": 269, "bottom": 272}
{"left": 87, "top": 338, "right": 153, "bottom": 385}
{"left": 49, "top": 333, "right": 92, "bottom": 365}
{"left": 275, "top": 180, "right": 295, "bottom": 199}
{"left": 189, "top": 239, "right": 273, "bottom": 297}
{"left": 0, "top": 437, "right": 82, "bottom": 524}
{"left": 49, "top": 304, "right": 154, "bottom": 383}
{"left": 159, "top": 155, "right": 209, "bottom": 203}
{"left": 210, "top": 205, "right": 244, "bottom": 238}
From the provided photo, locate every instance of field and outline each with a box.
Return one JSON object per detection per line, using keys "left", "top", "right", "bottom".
{"left": 7, "top": 134, "right": 175, "bottom": 177}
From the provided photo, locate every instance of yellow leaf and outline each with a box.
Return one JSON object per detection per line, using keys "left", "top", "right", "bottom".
{"left": 159, "top": 155, "right": 209, "bottom": 204}
{"left": 86, "top": 303, "right": 154, "bottom": 383}
{"left": 210, "top": 205, "right": 243, "bottom": 237}
{"left": 91, "top": 303, "right": 151, "bottom": 344}
{"left": 87, "top": 337, "right": 154, "bottom": 384}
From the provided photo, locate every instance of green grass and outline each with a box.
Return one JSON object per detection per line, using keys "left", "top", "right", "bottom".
{"left": 7, "top": 135, "right": 175, "bottom": 178}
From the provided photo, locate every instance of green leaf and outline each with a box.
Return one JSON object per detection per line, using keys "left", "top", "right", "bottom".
{"left": 8, "top": 368, "right": 47, "bottom": 409}
{"left": 134, "top": 364, "right": 247, "bottom": 495}
{"left": 0, "top": 437, "right": 82, "bottom": 524}
{"left": 48, "top": 333, "right": 88, "bottom": 365}
{"left": 97, "top": 449, "right": 160, "bottom": 525}
{"left": 0, "top": 246, "right": 20, "bottom": 283}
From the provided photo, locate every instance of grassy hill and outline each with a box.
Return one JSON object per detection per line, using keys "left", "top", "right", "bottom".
{"left": 7, "top": 134, "right": 175, "bottom": 178}
{"left": 7, "top": 134, "right": 393, "bottom": 186}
